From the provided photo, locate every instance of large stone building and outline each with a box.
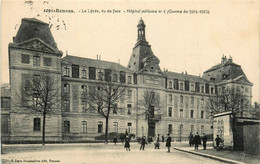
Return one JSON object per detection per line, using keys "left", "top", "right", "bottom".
{"left": 1, "top": 18, "right": 253, "bottom": 143}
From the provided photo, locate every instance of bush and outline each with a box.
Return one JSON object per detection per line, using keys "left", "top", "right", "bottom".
{"left": 95, "top": 132, "right": 135, "bottom": 142}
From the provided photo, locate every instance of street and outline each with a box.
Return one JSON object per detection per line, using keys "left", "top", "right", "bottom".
{"left": 1, "top": 142, "right": 224, "bottom": 164}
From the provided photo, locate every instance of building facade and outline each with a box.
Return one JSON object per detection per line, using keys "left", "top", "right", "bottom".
{"left": 1, "top": 18, "right": 253, "bottom": 142}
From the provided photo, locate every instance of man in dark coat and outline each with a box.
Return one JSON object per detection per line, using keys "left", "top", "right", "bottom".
{"left": 162, "top": 135, "right": 164, "bottom": 143}
{"left": 202, "top": 133, "right": 207, "bottom": 150}
{"left": 166, "top": 134, "right": 172, "bottom": 152}
{"left": 215, "top": 135, "right": 222, "bottom": 149}
{"left": 140, "top": 136, "right": 146, "bottom": 150}
{"left": 193, "top": 132, "right": 201, "bottom": 150}
{"left": 113, "top": 136, "right": 117, "bottom": 145}
{"left": 155, "top": 134, "right": 160, "bottom": 149}
{"left": 124, "top": 136, "right": 130, "bottom": 151}
{"left": 188, "top": 132, "right": 193, "bottom": 147}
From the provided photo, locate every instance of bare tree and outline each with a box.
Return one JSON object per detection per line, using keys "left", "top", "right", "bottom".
{"left": 15, "top": 73, "right": 61, "bottom": 145}
{"left": 249, "top": 102, "right": 260, "bottom": 118}
{"left": 81, "top": 70, "right": 128, "bottom": 143}
{"left": 138, "top": 91, "right": 163, "bottom": 137}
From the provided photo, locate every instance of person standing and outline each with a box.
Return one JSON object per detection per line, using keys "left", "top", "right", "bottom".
{"left": 140, "top": 136, "right": 146, "bottom": 150}
{"left": 166, "top": 134, "right": 172, "bottom": 153}
{"left": 202, "top": 133, "right": 207, "bottom": 150}
{"left": 215, "top": 135, "right": 222, "bottom": 150}
{"left": 124, "top": 136, "right": 131, "bottom": 151}
{"left": 113, "top": 136, "right": 117, "bottom": 145}
{"left": 193, "top": 132, "right": 201, "bottom": 150}
{"left": 155, "top": 134, "right": 160, "bottom": 149}
{"left": 162, "top": 135, "right": 164, "bottom": 143}
{"left": 188, "top": 132, "right": 193, "bottom": 147}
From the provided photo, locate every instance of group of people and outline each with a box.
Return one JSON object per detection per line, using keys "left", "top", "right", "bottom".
{"left": 188, "top": 132, "right": 208, "bottom": 150}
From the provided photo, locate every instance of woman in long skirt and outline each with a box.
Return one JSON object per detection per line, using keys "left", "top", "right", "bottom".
{"left": 124, "top": 136, "right": 131, "bottom": 151}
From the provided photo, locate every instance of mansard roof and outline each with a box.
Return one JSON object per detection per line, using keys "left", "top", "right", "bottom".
{"left": 13, "top": 18, "right": 58, "bottom": 50}
{"left": 62, "top": 55, "right": 133, "bottom": 73}
{"left": 164, "top": 71, "right": 209, "bottom": 83}
{"left": 204, "top": 60, "right": 241, "bottom": 73}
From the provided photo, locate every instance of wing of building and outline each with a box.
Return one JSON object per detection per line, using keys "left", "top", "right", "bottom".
{"left": 1, "top": 18, "right": 253, "bottom": 143}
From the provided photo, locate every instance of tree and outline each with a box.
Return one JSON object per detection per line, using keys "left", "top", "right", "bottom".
{"left": 138, "top": 91, "right": 163, "bottom": 138}
{"left": 249, "top": 102, "right": 260, "bottom": 118}
{"left": 15, "top": 73, "right": 61, "bottom": 145}
{"left": 81, "top": 70, "right": 128, "bottom": 143}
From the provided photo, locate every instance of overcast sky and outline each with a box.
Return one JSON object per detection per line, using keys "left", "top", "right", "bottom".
{"left": 1, "top": 0, "right": 259, "bottom": 103}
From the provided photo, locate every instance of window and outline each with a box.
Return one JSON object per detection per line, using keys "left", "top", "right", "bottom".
{"left": 64, "top": 66, "right": 69, "bottom": 77}
{"left": 98, "top": 71, "right": 103, "bottom": 80}
{"left": 168, "top": 107, "right": 172, "bottom": 117}
{"left": 120, "top": 71, "right": 126, "bottom": 83}
{"left": 151, "top": 92, "right": 155, "bottom": 99}
{"left": 21, "top": 54, "right": 30, "bottom": 64}
{"left": 174, "top": 79, "right": 179, "bottom": 89}
{"left": 105, "top": 69, "right": 111, "bottom": 81}
{"left": 245, "top": 87, "right": 249, "bottom": 93}
{"left": 127, "top": 76, "right": 132, "bottom": 84}
{"left": 201, "top": 98, "right": 204, "bottom": 106}
{"left": 98, "top": 121, "right": 103, "bottom": 133}
{"left": 201, "top": 86, "right": 204, "bottom": 93}
{"left": 180, "top": 96, "right": 183, "bottom": 104}
{"left": 98, "top": 102, "right": 102, "bottom": 113}
{"left": 191, "top": 97, "right": 194, "bottom": 104}
{"left": 82, "top": 68, "right": 86, "bottom": 78}
{"left": 113, "top": 104, "right": 118, "bottom": 114}
{"left": 82, "top": 121, "right": 87, "bottom": 133}
{"left": 127, "top": 122, "right": 132, "bottom": 133}
{"left": 33, "top": 56, "right": 40, "bottom": 66}
{"left": 34, "top": 118, "right": 41, "bottom": 131}
{"left": 211, "top": 87, "right": 214, "bottom": 94}
{"left": 113, "top": 74, "right": 117, "bottom": 82}
{"left": 180, "top": 124, "right": 183, "bottom": 134}
{"left": 191, "top": 84, "right": 195, "bottom": 91}
{"left": 81, "top": 85, "right": 87, "bottom": 93}
{"left": 81, "top": 101, "right": 87, "bottom": 112}
{"left": 43, "top": 57, "right": 52, "bottom": 66}
{"left": 33, "top": 94, "right": 40, "bottom": 107}
{"left": 169, "top": 81, "right": 172, "bottom": 89}
{"left": 201, "top": 111, "right": 204, "bottom": 119}
{"left": 190, "top": 110, "right": 194, "bottom": 118}
{"left": 64, "top": 84, "right": 70, "bottom": 93}
{"left": 205, "top": 84, "right": 209, "bottom": 94}
{"left": 195, "top": 82, "right": 200, "bottom": 92}
{"left": 191, "top": 125, "right": 194, "bottom": 133}
{"left": 89, "top": 67, "right": 96, "bottom": 80}
{"left": 1, "top": 98, "right": 10, "bottom": 108}
{"left": 127, "top": 104, "right": 132, "bottom": 115}
{"left": 168, "top": 124, "right": 172, "bottom": 134}
{"left": 64, "top": 100, "right": 70, "bottom": 112}
{"left": 180, "top": 109, "right": 183, "bottom": 118}
{"left": 185, "top": 80, "right": 189, "bottom": 91}
{"left": 169, "top": 94, "right": 173, "bottom": 103}
{"left": 33, "top": 74, "right": 40, "bottom": 84}
{"left": 180, "top": 83, "right": 183, "bottom": 90}
{"left": 127, "top": 90, "right": 132, "bottom": 99}
{"left": 201, "top": 125, "right": 204, "bottom": 134}
{"left": 64, "top": 121, "right": 70, "bottom": 133}
{"left": 113, "top": 122, "right": 118, "bottom": 133}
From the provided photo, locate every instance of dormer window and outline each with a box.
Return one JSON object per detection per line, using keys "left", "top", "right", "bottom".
{"left": 180, "top": 83, "right": 183, "bottom": 90}
{"left": 64, "top": 66, "right": 69, "bottom": 77}
{"left": 128, "top": 76, "right": 132, "bottom": 84}
{"left": 33, "top": 56, "right": 40, "bottom": 66}
{"left": 82, "top": 67, "right": 86, "bottom": 78}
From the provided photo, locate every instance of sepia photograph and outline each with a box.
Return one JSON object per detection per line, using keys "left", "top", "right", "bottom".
{"left": 1, "top": 0, "right": 259, "bottom": 163}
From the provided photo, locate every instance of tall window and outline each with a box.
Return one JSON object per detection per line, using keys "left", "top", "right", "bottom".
{"left": 113, "top": 74, "right": 117, "bottom": 82}
{"left": 64, "top": 100, "right": 70, "bottom": 112}
{"left": 127, "top": 122, "right": 132, "bottom": 133}
{"left": 180, "top": 109, "right": 183, "bottom": 118}
{"left": 33, "top": 56, "right": 40, "bottom": 66}
{"left": 105, "top": 69, "right": 111, "bottom": 81}
{"left": 191, "top": 125, "right": 194, "bottom": 133}
{"left": 169, "top": 81, "right": 172, "bottom": 89}
{"left": 127, "top": 104, "right": 132, "bottom": 115}
{"left": 64, "top": 121, "right": 70, "bottom": 133}
{"left": 201, "top": 86, "right": 204, "bottom": 93}
{"left": 180, "top": 124, "right": 183, "bottom": 134}
{"left": 191, "top": 84, "right": 195, "bottom": 91}
{"left": 113, "top": 104, "right": 118, "bottom": 114}
{"left": 120, "top": 71, "right": 126, "bottom": 83}
{"left": 174, "top": 79, "right": 179, "bottom": 90}
{"left": 64, "top": 66, "right": 70, "bottom": 77}
{"left": 127, "top": 90, "right": 132, "bottom": 99}
{"left": 168, "top": 107, "right": 172, "bottom": 117}
{"left": 201, "top": 111, "right": 204, "bottom": 119}
{"left": 21, "top": 54, "right": 30, "bottom": 64}
{"left": 180, "top": 83, "right": 184, "bottom": 90}
{"left": 205, "top": 84, "right": 209, "bottom": 94}
{"left": 81, "top": 85, "right": 87, "bottom": 93}
{"left": 82, "top": 68, "right": 86, "bottom": 78}
{"left": 98, "top": 121, "right": 103, "bottom": 133}
{"left": 113, "top": 122, "right": 118, "bottom": 133}
{"left": 201, "top": 125, "right": 204, "bottom": 134}
{"left": 82, "top": 121, "right": 87, "bottom": 133}
{"left": 211, "top": 87, "right": 214, "bottom": 94}
{"left": 169, "top": 94, "right": 173, "bottom": 103}
{"left": 195, "top": 82, "right": 200, "bottom": 92}
{"left": 190, "top": 110, "right": 194, "bottom": 118}
{"left": 64, "top": 84, "right": 70, "bottom": 93}
{"left": 128, "top": 76, "right": 132, "bottom": 84}
{"left": 89, "top": 67, "right": 96, "bottom": 80}
{"left": 81, "top": 101, "right": 87, "bottom": 112}
{"left": 98, "top": 71, "right": 103, "bottom": 80}
{"left": 168, "top": 124, "right": 172, "bottom": 134}
{"left": 34, "top": 118, "right": 41, "bottom": 131}
{"left": 43, "top": 57, "right": 51, "bottom": 66}
{"left": 185, "top": 80, "right": 189, "bottom": 91}
{"left": 1, "top": 98, "right": 10, "bottom": 108}
{"left": 180, "top": 96, "right": 183, "bottom": 104}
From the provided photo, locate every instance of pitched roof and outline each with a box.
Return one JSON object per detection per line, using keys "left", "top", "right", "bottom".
{"left": 62, "top": 55, "right": 133, "bottom": 72}
{"left": 164, "top": 71, "right": 209, "bottom": 83}
{"left": 14, "top": 18, "right": 58, "bottom": 50}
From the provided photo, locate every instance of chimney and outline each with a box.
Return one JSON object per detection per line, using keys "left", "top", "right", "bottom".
{"left": 66, "top": 50, "right": 68, "bottom": 56}
{"left": 97, "top": 55, "right": 98, "bottom": 60}
{"left": 185, "top": 71, "right": 187, "bottom": 75}
{"left": 228, "top": 55, "right": 233, "bottom": 62}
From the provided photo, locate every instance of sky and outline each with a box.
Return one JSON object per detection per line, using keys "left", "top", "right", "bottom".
{"left": 1, "top": 0, "right": 259, "bottom": 103}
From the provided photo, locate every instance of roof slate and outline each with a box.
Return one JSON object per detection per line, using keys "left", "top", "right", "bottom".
{"left": 164, "top": 71, "right": 209, "bottom": 83}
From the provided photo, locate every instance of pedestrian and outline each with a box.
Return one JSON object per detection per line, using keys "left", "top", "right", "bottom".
{"left": 166, "top": 133, "right": 172, "bottom": 153}
{"left": 162, "top": 135, "right": 164, "bottom": 143}
{"left": 193, "top": 132, "right": 201, "bottom": 150}
{"left": 124, "top": 136, "right": 131, "bottom": 151}
{"left": 154, "top": 134, "right": 160, "bottom": 149}
{"left": 113, "top": 136, "right": 117, "bottom": 145}
{"left": 188, "top": 132, "right": 193, "bottom": 147}
{"left": 202, "top": 133, "right": 207, "bottom": 150}
{"left": 215, "top": 135, "right": 222, "bottom": 150}
{"left": 140, "top": 136, "right": 146, "bottom": 150}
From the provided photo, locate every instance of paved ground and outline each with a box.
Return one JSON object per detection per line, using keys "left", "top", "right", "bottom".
{"left": 1, "top": 142, "right": 225, "bottom": 164}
